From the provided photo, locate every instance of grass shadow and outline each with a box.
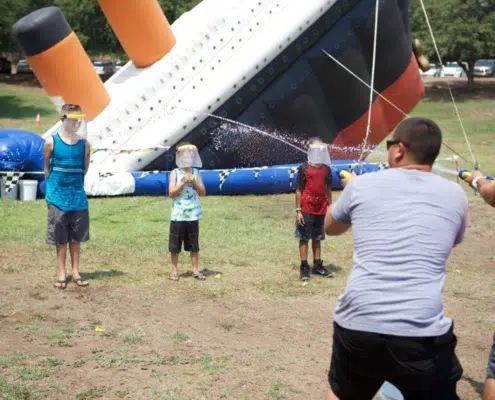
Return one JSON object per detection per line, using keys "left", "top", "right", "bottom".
{"left": 326, "top": 263, "right": 343, "bottom": 274}
{"left": 178, "top": 268, "right": 223, "bottom": 278}
{"left": 462, "top": 376, "right": 484, "bottom": 395}
{"left": 69, "top": 269, "right": 125, "bottom": 281}
{"left": 0, "top": 94, "right": 54, "bottom": 119}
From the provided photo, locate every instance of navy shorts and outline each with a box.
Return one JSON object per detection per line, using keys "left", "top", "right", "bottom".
{"left": 295, "top": 212, "right": 325, "bottom": 241}
{"left": 46, "top": 205, "right": 90, "bottom": 245}
{"left": 169, "top": 220, "right": 200, "bottom": 253}
{"left": 487, "top": 331, "right": 495, "bottom": 379}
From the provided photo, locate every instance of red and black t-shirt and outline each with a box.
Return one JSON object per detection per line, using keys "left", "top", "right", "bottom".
{"left": 296, "top": 162, "right": 333, "bottom": 215}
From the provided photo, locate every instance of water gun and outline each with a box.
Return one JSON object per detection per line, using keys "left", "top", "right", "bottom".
{"left": 458, "top": 170, "right": 494, "bottom": 182}
{"left": 339, "top": 170, "right": 352, "bottom": 180}
{"left": 458, "top": 169, "right": 493, "bottom": 195}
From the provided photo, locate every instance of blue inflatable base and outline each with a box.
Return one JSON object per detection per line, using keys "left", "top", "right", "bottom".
{"left": 36, "top": 161, "right": 387, "bottom": 197}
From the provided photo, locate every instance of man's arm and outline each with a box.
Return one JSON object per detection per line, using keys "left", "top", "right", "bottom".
{"left": 324, "top": 178, "right": 355, "bottom": 236}
{"left": 479, "top": 179, "right": 495, "bottom": 207}
{"left": 85, "top": 140, "right": 91, "bottom": 174}
{"left": 465, "top": 170, "right": 495, "bottom": 207}
{"left": 43, "top": 137, "right": 53, "bottom": 178}
{"left": 325, "top": 205, "right": 351, "bottom": 235}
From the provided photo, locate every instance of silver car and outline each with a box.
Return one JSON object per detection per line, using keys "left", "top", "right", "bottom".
{"left": 474, "top": 59, "right": 495, "bottom": 77}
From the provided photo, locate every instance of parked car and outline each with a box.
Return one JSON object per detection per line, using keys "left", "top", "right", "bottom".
{"left": 474, "top": 59, "right": 495, "bottom": 77}
{"left": 440, "top": 62, "right": 467, "bottom": 78}
{"left": 420, "top": 63, "right": 441, "bottom": 77}
{"left": 92, "top": 60, "right": 115, "bottom": 81}
{"left": 0, "top": 56, "right": 11, "bottom": 73}
{"left": 115, "top": 60, "right": 124, "bottom": 71}
{"left": 16, "top": 59, "right": 32, "bottom": 74}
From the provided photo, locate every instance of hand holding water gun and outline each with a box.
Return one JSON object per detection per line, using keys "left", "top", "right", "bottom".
{"left": 459, "top": 169, "right": 495, "bottom": 207}
{"left": 338, "top": 170, "right": 357, "bottom": 188}
{"left": 458, "top": 170, "right": 493, "bottom": 190}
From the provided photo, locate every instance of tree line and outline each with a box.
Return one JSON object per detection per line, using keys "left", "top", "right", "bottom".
{"left": 1, "top": 0, "right": 494, "bottom": 83}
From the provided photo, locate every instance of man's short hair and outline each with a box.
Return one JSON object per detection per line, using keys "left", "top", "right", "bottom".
{"left": 394, "top": 117, "right": 442, "bottom": 165}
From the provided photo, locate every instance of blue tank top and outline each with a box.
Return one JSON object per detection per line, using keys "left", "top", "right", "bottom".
{"left": 45, "top": 134, "right": 88, "bottom": 211}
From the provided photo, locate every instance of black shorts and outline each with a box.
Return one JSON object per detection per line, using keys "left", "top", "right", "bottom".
{"left": 487, "top": 331, "right": 495, "bottom": 379}
{"left": 328, "top": 321, "right": 463, "bottom": 400}
{"left": 46, "top": 205, "right": 90, "bottom": 245}
{"left": 169, "top": 220, "right": 200, "bottom": 253}
{"left": 295, "top": 212, "right": 325, "bottom": 241}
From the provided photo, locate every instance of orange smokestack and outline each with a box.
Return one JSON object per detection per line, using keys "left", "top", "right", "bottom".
{"left": 12, "top": 7, "right": 111, "bottom": 121}
{"left": 98, "top": 0, "right": 176, "bottom": 68}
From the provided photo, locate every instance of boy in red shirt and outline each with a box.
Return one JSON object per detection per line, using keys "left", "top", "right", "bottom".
{"left": 295, "top": 138, "right": 334, "bottom": 280}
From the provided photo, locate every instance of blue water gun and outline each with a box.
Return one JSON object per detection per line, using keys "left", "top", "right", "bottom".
{"left": 458, "top": 170, "right": 493, "bottom": 182}
{"left": 339, "top": 170, "right": 352, "bottom": 180}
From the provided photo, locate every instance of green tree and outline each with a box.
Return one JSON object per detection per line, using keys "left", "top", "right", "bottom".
{"left": 410, "top": 0, "right": 495, "bottom": 86}
{"left": 0, "top": 0, "right": 28, "bottom": 57}
{"left": 55, "top": 0, "right": 123, "bottom": 57}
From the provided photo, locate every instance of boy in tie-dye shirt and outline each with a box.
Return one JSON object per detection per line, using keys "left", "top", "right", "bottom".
{"left": 168, "top": 143, "right": 207, "bottom": 281}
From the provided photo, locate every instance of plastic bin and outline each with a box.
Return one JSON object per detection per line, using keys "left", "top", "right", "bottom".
{"left": 1, "top": 176, "right": 19, "bottom": 200}
{"left": 19, "top": 180, "right": 38, "bottom": 201}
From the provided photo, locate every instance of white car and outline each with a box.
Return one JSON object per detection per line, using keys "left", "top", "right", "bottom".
{"left": 474, "top": 59, "right": 495, "bottom": 77}
{"left": 440, "top": 62, "right": 467, "bottom": 77}
{"left": 420, "top": 63, "right": 441, "bottom": 77}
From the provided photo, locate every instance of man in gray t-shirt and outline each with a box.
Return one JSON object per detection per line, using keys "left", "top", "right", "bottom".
{"left": 324, "top": 117, "right": 468, "bottom": 400}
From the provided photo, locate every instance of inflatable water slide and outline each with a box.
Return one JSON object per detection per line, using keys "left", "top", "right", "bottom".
{"left": 1, "top": 0, "right": 425, "bottom": 197}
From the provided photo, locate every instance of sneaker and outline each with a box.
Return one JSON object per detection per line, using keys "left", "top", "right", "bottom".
{"left": 299, "top": 263, "right": 310, "bottom": 281}
{"left": 312, "top": 260, "right": 334, "bottom": 277}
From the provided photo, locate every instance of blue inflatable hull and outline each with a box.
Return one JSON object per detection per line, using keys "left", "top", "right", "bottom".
{"left": 37, "top": 161, "right": 386, "bottom": 197}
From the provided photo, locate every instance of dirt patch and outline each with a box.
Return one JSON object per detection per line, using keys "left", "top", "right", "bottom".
{"left": 0, "top": 192, "right": 493, "bottom": 399}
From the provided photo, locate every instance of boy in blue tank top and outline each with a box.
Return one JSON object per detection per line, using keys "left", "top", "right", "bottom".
{"left": 43, "top": 104, "right": 91, "bottom": 289}
{"left": 168, "top": 143, "right": 206, "bottom": 281}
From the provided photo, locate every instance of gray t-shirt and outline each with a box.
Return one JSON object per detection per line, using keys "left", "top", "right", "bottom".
{"left": 331, "top": 168, "right": 468, "bottom": 337}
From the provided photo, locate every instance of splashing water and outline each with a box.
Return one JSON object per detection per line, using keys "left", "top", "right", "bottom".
{"left": 168, "top": 105, "right": 387, "bottom": 162}
{"left": 169, "top": 106, "right": 309, "bottom": 155}
{"left": 432, "top": 162, "right": 458, "bottom": 177}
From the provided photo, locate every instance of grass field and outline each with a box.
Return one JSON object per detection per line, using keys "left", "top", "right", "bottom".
{"left": 1, "top": 78, "right": 495, "bottom": 399}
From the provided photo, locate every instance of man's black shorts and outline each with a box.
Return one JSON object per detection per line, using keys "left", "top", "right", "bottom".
{"left": 328, "top": 321, "right": 463, "bottom": 400}
{"left": 487, "top": 331, "right": 495, "bottom": 379}
{"left": 295, "top": 212, "right": 325, "bottom": 241}
{"left": 169, "top": 220, "right": 200, "bottom": 253}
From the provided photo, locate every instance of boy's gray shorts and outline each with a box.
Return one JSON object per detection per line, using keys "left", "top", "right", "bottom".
{"left": 46, "top": 205, "right": 90, "bottom": 245}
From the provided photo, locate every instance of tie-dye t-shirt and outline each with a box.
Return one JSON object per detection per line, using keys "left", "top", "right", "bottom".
{"left": 171, "top": 168, "right": 203, "bottom": 222}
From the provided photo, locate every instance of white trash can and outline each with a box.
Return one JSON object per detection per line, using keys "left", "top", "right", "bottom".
{"left": 1, "top": 176, "right": 19, "bottom": 200}
{"left": 19, "top": 180, "right": 38, "bottom": 201}
{"left": 378, "top": 381, "right": 404, "bottom": 400}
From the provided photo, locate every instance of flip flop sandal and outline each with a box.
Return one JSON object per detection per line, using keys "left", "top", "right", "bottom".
{"left": 169, "top": 273, "right": 179, "bottom": 281}
{"left": 193, "top": 272, "right": 207, "bottom": 280}
{"left": 72, "top": 277, "right": 89, "bottom": 287}
{"left": 54, "top": 280, "right": 67, "bottom": 290}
